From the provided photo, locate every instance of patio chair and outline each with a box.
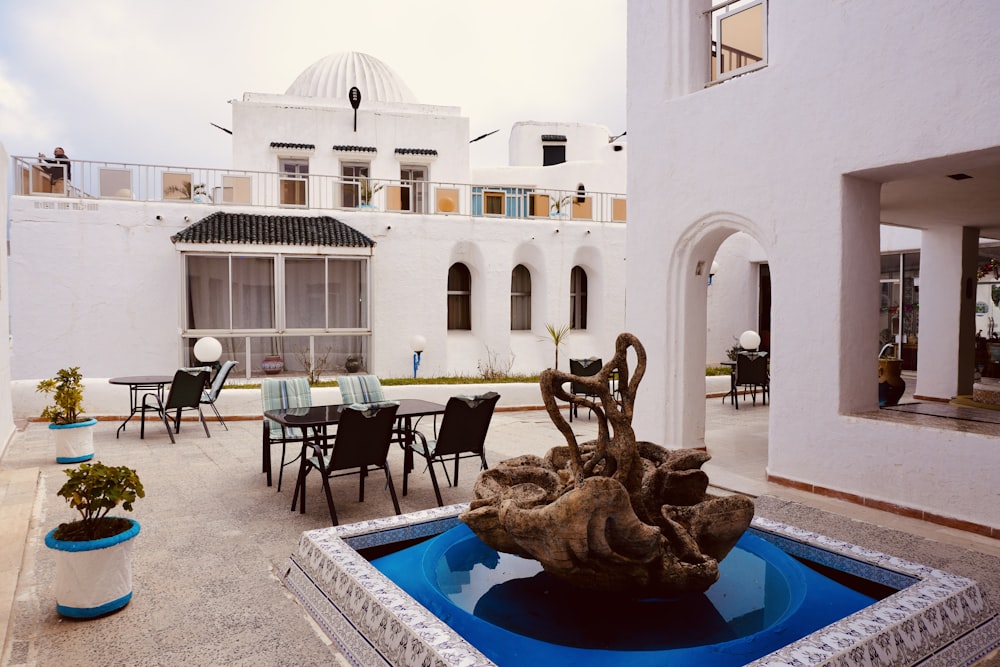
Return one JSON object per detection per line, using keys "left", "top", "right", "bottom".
{"left": 261, "top": 377, "right": 312, "bottom": 490}
{"left": 568, "top": 357, "right": 602, "bottom": 422}
{"left": 292, "top": 401, "right": 401, "bottom": 525}
{"left": 140, "top": 369, "right": 211, "bottom": 443}
{"left": 200, "top": 360, "right": 238, "bottom": 430}
{"left": 403, "top": 392, "right": 500, "bottom": 506}
{"left": 336, "top": 374, "right": 386, "bottom": 403}
{"left": 734, "top": 352, "right": 769, "bottom": 409}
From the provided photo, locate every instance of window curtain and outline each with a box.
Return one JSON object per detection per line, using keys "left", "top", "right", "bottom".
{"left": 511, "top": 265, "right": 531, "bottom": 330}
{"left": 187, "top": 256, "right": 230, "bottom": 329}
{"left": 232, "top": 256, "right": 275, "bottom": 329}
{"left": 570, "top": 266, "right": 588, "bottom": 330}
{"left": 328, "top": 259, "right": 367, "bottom": 328}
{"left": 448, "top": 263, "right": 472, "bottom": 330}
{"left": 286, "top": 258, "right": 325, "bottom": 328}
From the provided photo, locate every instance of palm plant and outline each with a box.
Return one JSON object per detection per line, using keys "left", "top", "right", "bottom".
{"left": 539, "top": 323, "right": 571, "bottom": 370}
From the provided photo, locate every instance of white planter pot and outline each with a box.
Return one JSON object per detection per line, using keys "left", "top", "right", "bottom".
{"left": 51, "top": 418, "right": 97, "bottom": 463}
{"left": 44, "top": 518, "right": 140, "bottom": 618}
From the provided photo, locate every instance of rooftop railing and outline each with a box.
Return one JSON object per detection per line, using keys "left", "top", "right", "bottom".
{"left": 11, "top": 155, "right": 627, "bottom": 224}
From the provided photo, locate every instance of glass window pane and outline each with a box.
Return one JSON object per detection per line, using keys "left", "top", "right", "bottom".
{"left": 186, "top": 256, "right": 230, "bottom": 329}
{"left": 571, "top": 266, "right": 588, "bottom": 330}
{"left": 328, "top": 259, "right": 367, "bottom": 329}
{"left": 286, "top": 258, "right": 325, "bottom": 329}
{"left": 511, "top": 265, "right": 531, "bottom": 330}
{"left": 718, "top": 2, "right": 764, "bottom": 76}
{"left": 448, "top": 263, "right": 472, "bottom": 330}
{"left": 232, "top": 256, "right": 275, "bottom": 329}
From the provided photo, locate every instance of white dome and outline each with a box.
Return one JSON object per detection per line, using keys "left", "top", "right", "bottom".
{"left": 285, "top": 52, "right": 418, "bottom": 104}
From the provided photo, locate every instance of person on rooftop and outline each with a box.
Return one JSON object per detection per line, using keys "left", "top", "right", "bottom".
{"left": 38, "top": 147, "right": 71, "bottom": 192}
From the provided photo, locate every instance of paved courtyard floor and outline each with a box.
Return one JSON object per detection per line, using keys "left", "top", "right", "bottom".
{"left": 1, "top": 395, "right": 998, "bottom": 666}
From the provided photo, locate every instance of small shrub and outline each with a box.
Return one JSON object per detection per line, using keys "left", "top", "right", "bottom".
{"left": 36, "top": 366, "right": 87, "bottom": 425}
{"left": 53, "top": 462, "right": 145, "bottom": 541}
{"left": 478, "top": 348, "right": 515, "bottom": 380}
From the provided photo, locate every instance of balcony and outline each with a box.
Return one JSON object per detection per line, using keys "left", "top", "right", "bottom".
{"left": 11, "top": 156, "right": 627, "bottom": 224}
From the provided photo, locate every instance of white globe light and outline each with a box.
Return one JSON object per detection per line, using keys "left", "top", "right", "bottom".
{"left": 194, "top": 336, "right": 223, "bottom": 362}
{"left": 739, "top": 330, "right": 761, "bottom": 351}
{"left": 410, "top": 335, "right": 427, "bottom": 353}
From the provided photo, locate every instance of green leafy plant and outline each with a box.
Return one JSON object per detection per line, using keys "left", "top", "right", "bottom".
{"left": 549, "top": 194, "right": 572, "bottom": 215}
{"left": 725, "top": 337, "right": 742, "bottom": 362}
{"left": 539, "top": 323, "right": 571, "bottom": 370}
{"left": 36, "top": 366, "right": 87, "bottom": 425}
{"left": 359, "top": 177, "right": 383, "bottom": 205}
{"left": 53, "top": 462, "right": 145, "bottom": 541}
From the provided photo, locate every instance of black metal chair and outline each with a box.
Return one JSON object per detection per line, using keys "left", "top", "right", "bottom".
{"left": 734, "top": 352, "right": 769, "bottom": 409}
{"left": 200, "top": 360, "right": 238, "bottom": 430}
{"left": 292, "top": 402, "right": 400, "bottom": 525}
{"left": 568, "top": 357, "right": 602, "bottom": 421}
{"left": 403, "top": 392, "right": 500, "bottom": 506}
{"left": 140, "top": 369, "right": 211, "bottom": 442}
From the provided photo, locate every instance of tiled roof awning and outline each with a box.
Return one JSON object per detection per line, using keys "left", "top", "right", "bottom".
{"left": 171, "top": 212, "right": 375, "bottom": 248}
{"left": 332, "top": 145, "right": 377, "bottom": 153}
{"left": 270, "top": 142, "right": 316, "bottom": 150}
{"left": 541, "top": 134, "right": 567, "bottom": 142}
{"left": 395, "top": 148, "right": 438, "bottom": 156}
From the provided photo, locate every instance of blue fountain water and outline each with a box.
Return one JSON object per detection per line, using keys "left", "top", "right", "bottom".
{"left": 372, "top": 523, "right": 881, "bottom": 666}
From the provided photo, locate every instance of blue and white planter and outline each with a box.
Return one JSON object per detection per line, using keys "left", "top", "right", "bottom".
{"left": 51, "top": 418, "right": 97, "bottom": 463}
{"left": 44, "top": 518, "right": 140, "bottom": 618}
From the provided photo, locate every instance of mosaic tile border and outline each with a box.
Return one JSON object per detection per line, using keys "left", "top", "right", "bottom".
{"left": 283, "top": 506, "right": 999, "bottom": 667}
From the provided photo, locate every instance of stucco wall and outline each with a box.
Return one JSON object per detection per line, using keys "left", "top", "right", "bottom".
{"left": 627, "top": 0, "right": 1000, "bottom": 528}
{"left": 0, "top": 143, "right": 15, "bottom": 457}
{"left": 7, "top": 198, "right": 625, "bottom": 384}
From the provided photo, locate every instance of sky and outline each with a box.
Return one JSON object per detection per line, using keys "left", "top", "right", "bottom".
{"left": 0, "top": 0, "right": 626, "bottom": 170}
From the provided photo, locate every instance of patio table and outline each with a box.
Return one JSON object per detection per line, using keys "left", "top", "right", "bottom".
{"left": 265, "top": 399, "right": 447, "bottom": 514}
{"left": 109, "top": 375, "right": 173, "bottom": 438}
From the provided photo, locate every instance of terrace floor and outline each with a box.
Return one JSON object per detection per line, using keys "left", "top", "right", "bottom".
{"left": 1, "top": 394, "right": 998, "bottom": 666}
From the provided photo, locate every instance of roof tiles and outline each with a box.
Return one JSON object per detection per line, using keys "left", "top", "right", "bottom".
{"left": 171, "top": 212, "right": 374, "bottom": 248}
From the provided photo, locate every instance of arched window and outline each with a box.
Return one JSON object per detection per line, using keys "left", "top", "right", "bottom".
{"left": 447, "top": 263, "right": 472, "bottom": 330}
{"left": 570, "top": 266, "right": 588, "bottom": 330}
{"left": 511, "top": 264, "right": 532, "bottom": 330}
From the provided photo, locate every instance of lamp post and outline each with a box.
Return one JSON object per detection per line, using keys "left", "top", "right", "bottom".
{"left": 193, "top": 336, "right": 223, "bottom": 379}
{"left": 410, "top": 335, "right": 426, "bottom": 379}
{"left": 739, "top": 330, "right": 761, "bottom": 351}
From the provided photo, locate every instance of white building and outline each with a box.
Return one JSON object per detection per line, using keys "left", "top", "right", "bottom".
{"left": 6, "top": 52, "right": 627, "bottom": 385}
{"left": 627, "top": 0, "right": 1000, "bottom": 535}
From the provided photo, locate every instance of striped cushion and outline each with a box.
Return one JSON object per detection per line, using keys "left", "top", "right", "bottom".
{"left": 337, "top": 375, "right": 385, "bottom": 404}
{"left": 261, "top": 377, "right": 313, "bottom": 439}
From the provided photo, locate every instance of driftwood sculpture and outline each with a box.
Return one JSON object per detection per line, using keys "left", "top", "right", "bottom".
{"left": 460, "top": 333, "right": 754, "bottom": 596}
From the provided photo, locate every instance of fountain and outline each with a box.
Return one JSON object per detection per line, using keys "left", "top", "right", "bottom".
{"left": 282, "top": 333, "right": 999, "bottom": 666}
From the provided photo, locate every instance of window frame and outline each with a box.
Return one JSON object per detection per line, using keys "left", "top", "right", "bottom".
{"left": 510, "top": 264, "right": 532, "bottom": 331}
{"left": 711, "top": 0, "right": 768, "bottom": 83}
{"left": 341, "top": 162, "right": 371, "bottom": 208}
{"left": 570, "top": 266, "right": 588, "bottom": 330}
{"left": 279, "top": 158, "right": 309, "bottom": 207}
{"left": 447, "top": 263, "right": 472, "bottom": 331}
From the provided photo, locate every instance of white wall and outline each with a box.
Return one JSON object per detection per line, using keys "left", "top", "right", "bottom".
{"left": 0, "top": 143, "right": 15, "bottom": 457}
{"left": 627, "top": 0, "right": 1000, "bottom": 529}
{"left": 232, "top": 93, "right": 470, "bottom": 184}
{"left": 7, "top": 198, "right": 625, "bottom": 384}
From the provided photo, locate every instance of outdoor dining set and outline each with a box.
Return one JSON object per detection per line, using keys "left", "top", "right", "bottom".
{"left": 109, "top": 366, "right": 500, "bottom": 526}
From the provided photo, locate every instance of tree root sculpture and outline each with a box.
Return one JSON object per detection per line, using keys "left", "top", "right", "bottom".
{"left": 460, "top": 333, "right": 754, "bottom": 596}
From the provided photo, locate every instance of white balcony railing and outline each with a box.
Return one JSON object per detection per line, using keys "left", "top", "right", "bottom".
{"left": 12, "top": 156, "right": 627, "bottom": 224}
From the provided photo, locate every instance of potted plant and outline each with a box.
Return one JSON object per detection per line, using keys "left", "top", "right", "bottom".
{"left": 359, "top": 177, "right": 382, "bottom": 208}
{"left": 44, "top": 461, "right": 144, "bottom": 618}
{"left": 549, "top": 193, "right": 572, "bottom": 218}
{"left": 36, "top": 366, "right": 98, "bottom": 463}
